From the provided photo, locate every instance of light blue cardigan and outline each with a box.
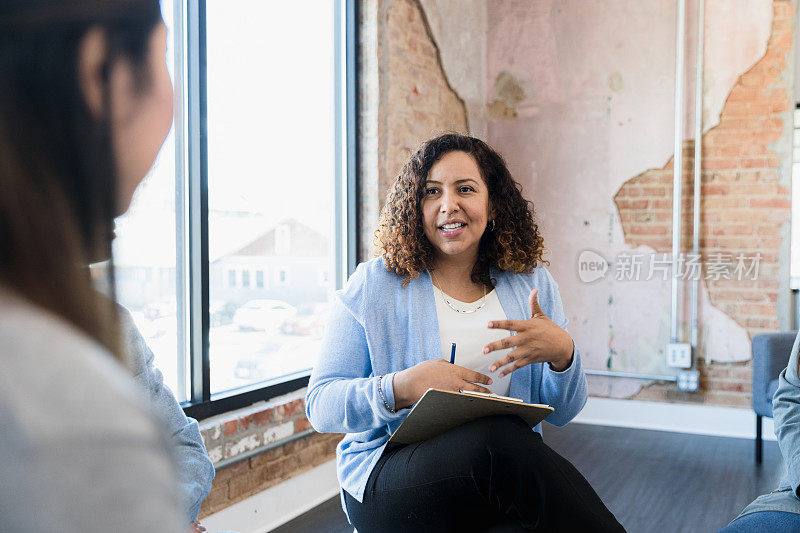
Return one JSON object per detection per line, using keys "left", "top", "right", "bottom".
{"left": 119, "top": 306, "right": 215, "bottom": 523}
{"left": 305, "top": 257, "right": 588, "bottom": 511}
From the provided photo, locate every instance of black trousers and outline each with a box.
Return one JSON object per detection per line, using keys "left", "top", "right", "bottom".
{"left": 344, "top": 415, "right": 625, "bottom": 533}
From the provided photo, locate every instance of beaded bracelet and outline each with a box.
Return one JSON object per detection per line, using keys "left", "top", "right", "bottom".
{"left": 377, "top": 375, "right": 396, "bottom": 413}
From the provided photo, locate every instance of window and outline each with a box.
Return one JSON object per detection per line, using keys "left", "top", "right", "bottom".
{"left": 275, "top": 268, "right": 289, "bottom": 286}
{"left": 110, "top": 0, "right": 357, "bottom": 418}
{"left": 204, "top": 0, "right": 348, "bottom": 398}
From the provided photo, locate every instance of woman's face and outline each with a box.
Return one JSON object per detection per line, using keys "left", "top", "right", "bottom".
{"left": 111, "top": 22, "right": 173, "bottom": 215}
{"left": 421, "top": 150, "right": 493, "bottom": 266}
{"left": 83, "top": 21, "right": 174, "bottom": 216}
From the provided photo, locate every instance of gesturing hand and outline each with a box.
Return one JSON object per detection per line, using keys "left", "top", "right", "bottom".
{"left": 393, "top": 359, "right": 494, "bottom": 410}
{"left": 483, "top": 289, "right": 574, "bottom": 378}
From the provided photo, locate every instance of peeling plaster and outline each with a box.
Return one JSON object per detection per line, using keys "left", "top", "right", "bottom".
{"left": 487, "top": 0, "right": 772, "bottom": 188}
{"left": 492, "top": 70, "right": 528, "bottom": 107}
{"left": 702, "top": 0, "right": 773, "bottom": 132}
{"left": 607, "top": 72, "right": 624, "bottom": 93}
{"left": 207, "top": 446, "right": 223, "bottom": 464}
{"left": 698, "top": 277, "right": 751, "bottom": 363}
{"left": 588, "top": 375, "right": 650, "bottom": 399}
{"left": 417, "top": 0, "right": 489, "bottom": 138}
{"left": 488, "top": 99, "right": 517, "bottom": 119}
{"left": 225, "top": 434, "right": 260, "bottom": 459}
{"left": 263, "top": 421, "right": 294, "bottom": 446}
{"left": 419, "top": 0, "right": 781, "bottom": 392}
{"left": 486, "top": 0, "right": 774, "bottom": 381}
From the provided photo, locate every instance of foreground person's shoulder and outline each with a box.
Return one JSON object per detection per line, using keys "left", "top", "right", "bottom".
{"left": 0, "top": 292, "right": 184, "bottom": 532}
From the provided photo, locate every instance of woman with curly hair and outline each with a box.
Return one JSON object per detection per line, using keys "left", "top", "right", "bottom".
{"left": 306, "top": 133, "right": 623, "bottom": 532}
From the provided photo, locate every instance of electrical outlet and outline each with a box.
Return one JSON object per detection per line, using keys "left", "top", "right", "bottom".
{"left": 667, "top": 342, "right": 692, "bottom": 368}
{"left": 677, "top": 370, "right": 700, "bottom": 391}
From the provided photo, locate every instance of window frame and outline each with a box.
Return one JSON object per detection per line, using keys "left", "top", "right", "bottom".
{"left": 176, "top": 0, "right": 359, "bottom": 420}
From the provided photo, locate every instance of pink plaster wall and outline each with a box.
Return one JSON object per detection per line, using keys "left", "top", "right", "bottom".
{"left": 485, "top": 0, "right": 773, "bottom": 393}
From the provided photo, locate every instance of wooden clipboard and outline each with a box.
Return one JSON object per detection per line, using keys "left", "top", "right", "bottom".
{"left": 388, "top": 388, "right": 554, "bottom": 445}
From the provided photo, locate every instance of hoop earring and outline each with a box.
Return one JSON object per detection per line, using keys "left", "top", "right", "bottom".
{"left": 489, "top": 219, "right": 496, "bottom": 231}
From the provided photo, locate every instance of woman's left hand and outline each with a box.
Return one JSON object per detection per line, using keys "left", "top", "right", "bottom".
{"left": 483, "top": 289, "right": 574, "bottom": 377}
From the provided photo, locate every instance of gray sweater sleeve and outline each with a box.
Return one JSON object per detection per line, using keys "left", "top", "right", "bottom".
{"left": 119, "top": 305, "right": 215, "bottom": 522}
{"left": 772, "top": 331, "right": 800, "bottom": 496}
{"left": 0, "top": 298, "right": 184, "bottom": 533}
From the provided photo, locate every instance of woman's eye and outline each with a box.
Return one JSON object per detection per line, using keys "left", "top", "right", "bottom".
{"left": 460, "top": 186, "right": 475, "bottom": 193}
{"left": 426, "top": 188, "right": 439, "bottom": 195}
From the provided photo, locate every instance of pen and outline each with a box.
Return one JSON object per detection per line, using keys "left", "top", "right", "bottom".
{"left": 450, "top": 342, "right": 456, "bottom": 364}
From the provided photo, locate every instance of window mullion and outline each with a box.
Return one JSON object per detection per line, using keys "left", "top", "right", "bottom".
{"left": 345, "top": 0, "right": 360, "bottom": 277}
{"left": 173, "top": 0, "right": 189, "bottom": 402}
{"left": 186, "top": 0, "right": 210, "bottom": 403}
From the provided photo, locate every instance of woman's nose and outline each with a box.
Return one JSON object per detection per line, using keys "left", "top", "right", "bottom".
{"left": 440, "top": 190, "right": 458, "bottom": 213}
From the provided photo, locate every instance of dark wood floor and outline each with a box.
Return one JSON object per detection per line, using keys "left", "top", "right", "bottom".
{"left": 272, "top": 423, "right": 785, "bottom": 533}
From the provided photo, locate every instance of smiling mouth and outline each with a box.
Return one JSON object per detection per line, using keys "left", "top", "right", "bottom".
{"left": 439, "top": 222, "right": 466, "bottom": 231}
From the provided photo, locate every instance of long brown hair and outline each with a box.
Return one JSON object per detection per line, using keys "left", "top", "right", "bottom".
{"left": 0, "top": 1, "right": 162, "bottom": 361}
{"left": 375, "top": 133, "right": 548, "bottom": 287}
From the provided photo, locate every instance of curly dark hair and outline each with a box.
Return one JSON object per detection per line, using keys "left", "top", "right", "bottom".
{"left": 374, "top": 133, "right": 548, "bottom": 287}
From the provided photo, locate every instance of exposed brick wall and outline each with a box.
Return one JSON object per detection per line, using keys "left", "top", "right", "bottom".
{"left": 359, "top": 0, "right": 381, "bottom": 260}
{"left": 200, "top": 398, "right": 309, "bottom": 464}
{"left": 359, "top": 0, "right": 469, "bottom": 259}
{"left": 381, "top": 0, "right": 468, "bottom": 198}
{"left": 200, "top": 431, "right": 341, "bottom": 517}
{"left": 197, "top": 395, "right": 342, "bottom": 518}
{"left": 630, "top": 359, "right": 755, "bottom": 407}
{"left": 613, "top": 0, "right": 793, "bottom": 407}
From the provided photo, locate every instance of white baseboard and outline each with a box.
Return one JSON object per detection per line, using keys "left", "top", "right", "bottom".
{"left": 572, "top": 396, "right": 776, "bottom": 441}
{"left": 201, "top": 459, "right": 340, "bottom": 533}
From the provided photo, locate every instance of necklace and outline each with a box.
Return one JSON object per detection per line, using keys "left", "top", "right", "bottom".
{"left": 430, "top": 270, "right": 487, "bottom": 314}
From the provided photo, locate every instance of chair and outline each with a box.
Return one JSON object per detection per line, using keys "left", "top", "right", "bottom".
{"left": 752, "top": 332, "right": 796, "bottom": 463}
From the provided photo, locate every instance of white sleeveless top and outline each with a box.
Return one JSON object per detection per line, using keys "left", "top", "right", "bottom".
{"left": 433, "top": 285, "right": 515, "bottom": 396}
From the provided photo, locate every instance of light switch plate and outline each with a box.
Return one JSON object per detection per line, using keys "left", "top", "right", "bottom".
{"left": 667, "top": 342, "right": 692, "bottom": 368}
